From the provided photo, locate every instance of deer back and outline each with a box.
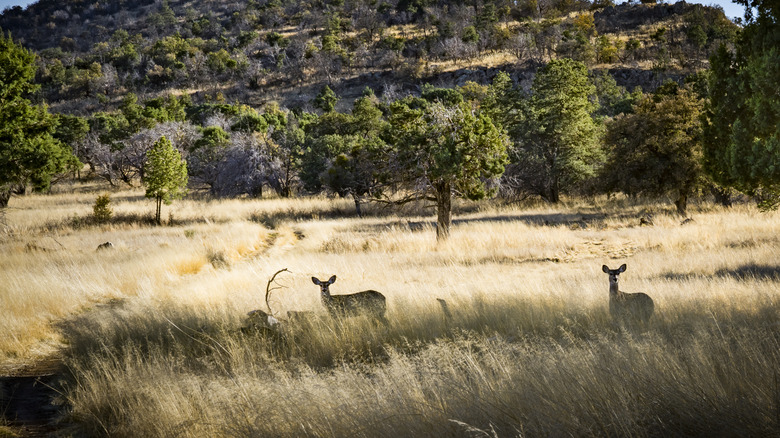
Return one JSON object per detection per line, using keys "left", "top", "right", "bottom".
{"left": 325, "top": 290, "right": 386, "bottom": 317}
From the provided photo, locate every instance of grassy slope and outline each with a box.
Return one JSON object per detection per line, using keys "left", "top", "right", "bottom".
{"left": 1, "top": 184, "right": 779, "bottom": 436}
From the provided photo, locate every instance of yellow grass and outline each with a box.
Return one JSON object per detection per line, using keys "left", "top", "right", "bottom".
{"left": 2, "top": 184, "right": 779, "bottom": 436}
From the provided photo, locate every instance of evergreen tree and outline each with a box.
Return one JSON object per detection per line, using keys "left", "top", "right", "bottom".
{"left": 0, "top": 33, "right": 79, "bottom": 207}
{"left": 389, "top": 98, "right": 509, "bottom": 240}
{"left": 313, "top": 85, "right": 338, "bottom": 113}
{"left": 603, "top": 87, "right": 705, "bottom": 215}
{"left": 703, "top": 0, "right": 780, "bottom": 209}
{"left": 514, "top": 58, "right": 602, "bottom": 202}
{"left": 301, "top": 97, "right": 388, "bottom": 215}
{"left": 144, "top": 136, "right": 188, "bottom": 225}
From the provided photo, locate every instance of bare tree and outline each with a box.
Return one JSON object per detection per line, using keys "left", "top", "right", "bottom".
{"left": 508, "top": 32, "right": 533, "bottom": 64}
{"left": 210, "top": 133, "right": 283, "bottom": 198}
{"left": 83, "top": 122, "right": 198, "bottom": 187}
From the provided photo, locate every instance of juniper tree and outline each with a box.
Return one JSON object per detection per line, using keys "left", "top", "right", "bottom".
{"left": 0, "top": 33, "right": 79, "bottom": 207}
{"left": 703, "top": 0, "right": 780, "bottom": 209}
{"left": 388, "top": 98, "right": 509, "bottom": 240}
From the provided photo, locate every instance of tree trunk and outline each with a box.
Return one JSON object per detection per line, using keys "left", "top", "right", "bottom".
{"left": 155, "top": 195, "right": 162, "bottom": 225}
{"left": 710, "top": 185, "right": 732, "bottom": 207}
{"left": 0, "top": 188, "right": 10, "bottom": 208}
{"left": 434, "top": 181, "right": 452, "bottom": 241}
{"left": 675, "top": 190, "right": 688, "bottom": 216}
{"left": 353, "top": 194, "right": 363, "bottom": 218}
{"left": 546, "top": 174, "right": 560, "bottom": 203}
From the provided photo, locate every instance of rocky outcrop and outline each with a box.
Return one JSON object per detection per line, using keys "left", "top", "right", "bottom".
{"left": 594, "top": 1, "right": 699, "bottom": 34}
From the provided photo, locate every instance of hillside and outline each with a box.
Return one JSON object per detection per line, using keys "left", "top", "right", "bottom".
{"left": 1, "top": 0, "right": 738, "bottom": 113}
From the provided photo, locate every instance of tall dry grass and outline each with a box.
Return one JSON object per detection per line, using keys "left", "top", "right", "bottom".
{"left": 2, "top": 184, "right": 779, "bottom": 436}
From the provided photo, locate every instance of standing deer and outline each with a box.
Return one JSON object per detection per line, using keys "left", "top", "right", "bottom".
{"left": 312, "top": 275, "right": 388, "bottom": 324}
{"left": 602, "top": 264, "right": 654, "bottom": 325}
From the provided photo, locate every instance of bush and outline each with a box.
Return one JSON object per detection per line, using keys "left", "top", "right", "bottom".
{"left": 93, "top": 193, "right": 113, "bottom": 223}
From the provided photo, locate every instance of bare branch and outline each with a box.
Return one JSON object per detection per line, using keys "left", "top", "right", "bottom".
{"left": 265, "top": 268, "right": 290, "bottom": 316}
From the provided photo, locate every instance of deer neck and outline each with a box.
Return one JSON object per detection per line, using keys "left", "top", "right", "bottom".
{"left": 321, "top": 290, "right": 332, "bottom": 306}
{"left": 609, "top": 282, "right": 622, "bottom": 298}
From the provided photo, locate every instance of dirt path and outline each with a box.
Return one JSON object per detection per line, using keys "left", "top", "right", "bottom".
{"left": 1, "top": 357, "right": 64, "bottom": 437}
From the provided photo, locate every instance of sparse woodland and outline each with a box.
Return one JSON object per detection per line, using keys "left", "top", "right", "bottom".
{"left": 1, "top": 0, "right": 779, "bottom": 436}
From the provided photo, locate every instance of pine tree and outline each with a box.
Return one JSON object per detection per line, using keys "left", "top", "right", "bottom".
{"left": 144, "top": 136, "right": 188, "bottom": 225}
{"left": 516, "top": 58, "right": 602, "bottom": 202}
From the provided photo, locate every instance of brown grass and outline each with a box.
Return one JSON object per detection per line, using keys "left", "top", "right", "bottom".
{"left": 2, "top": 184, "right": 779, "bottom": 436}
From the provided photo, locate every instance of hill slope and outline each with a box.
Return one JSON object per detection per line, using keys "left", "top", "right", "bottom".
{"left": 1, "top": 0, "right": 738, "bottom": 113}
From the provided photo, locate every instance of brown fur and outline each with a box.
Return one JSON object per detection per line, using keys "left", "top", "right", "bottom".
{"left": 602, "top": 264, "right": 654, "bottom": 325}
{"left": 312, "top": 276, "right": 388, "bottom": 324}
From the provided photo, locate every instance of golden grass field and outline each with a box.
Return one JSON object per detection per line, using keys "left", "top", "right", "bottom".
{"left": 1, "top": 182, "right": 779, "bottom": 437}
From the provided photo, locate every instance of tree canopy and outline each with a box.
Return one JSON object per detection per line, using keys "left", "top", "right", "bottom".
{"left": 144, "top": 135, "right": 188, "bottom": 225}
{"left": 509, "top": 58, "right": 603, "bottom": 203}
{"left": 0, "top": 32, "right": 79, "bottom": 207}
{"left": 603, "top": 86, "right": 705, "bottom": 215}
{"left": 703, "top": 0, "right": 780, "bottom": 209}
{"left": 388, "top": 98, "right": 509, "bottom": 240}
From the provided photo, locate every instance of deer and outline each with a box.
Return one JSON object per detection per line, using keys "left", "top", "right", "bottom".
{"left": 311, "top": 275, "right": 388, "bottom": 324}
{"left": 602, "top": 264, "right": 654, "bottom": 326}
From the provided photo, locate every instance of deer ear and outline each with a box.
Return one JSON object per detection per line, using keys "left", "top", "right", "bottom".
{"left": 328, "top": 275, "right": 336, "bottom": 284}
{"left": 618, "top": 264, "right": 627, "bottom": 273}
{"left": 602, "top": 265, "right": 609, "bottom": 273}
{"left": 311, "top": 277, "right": 320, "bottom": 285}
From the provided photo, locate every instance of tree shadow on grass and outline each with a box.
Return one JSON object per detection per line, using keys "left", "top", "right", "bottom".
{"left": 662, "top": 264, "right": 780, "bottom": 282}
{"left": 714, "top": 264, "right": 780, "bottom": 281}
{"left": 352, "top": 212, "right": 615, "bottom": 234}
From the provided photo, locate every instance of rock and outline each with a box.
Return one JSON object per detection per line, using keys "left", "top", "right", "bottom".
{"left": 96, "top": 241, "right": 114, "bottom": 251}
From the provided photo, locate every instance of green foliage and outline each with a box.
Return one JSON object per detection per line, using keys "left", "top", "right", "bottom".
{"left": 93, "top": 193, "right": 113, "bottom": 223}
{"left": 596, "top": 35, "right": 620, "bottom": 63}
{"left": 461, "top": 26, "right": 479, "bottom": 44}
{"left": 590, "top": 71, "right": 643, "bottom": 117}
{"left": 302, "top": 97, "right": 388, "bottom": 210}
{"left": 120, "top": 93, "right": 156, "bottom": 133}
{"left": 603, "top": 88, "right": 705, "bottom": 214}
{"left": 271, "top": 110, "right": 308, "bottom": 197}
{"left": 266, "top": 32, "right": 288, "bottom": 47}
{"left": 144, "top": 136, "right": 188, "bottom": 225}
{"left": 90, "top": 111, "right": 130, "bottom": 147}
{"left": 53, "top": 114, "right": 90, "bottom": 147}
{"left": 482, "top": 71, "right": 527, "bottom": 135}
{"left": 0, "top": 32, "right": 79, "bottom": 206}
{"left": 194, "top": 126, "right": 230, "bottom": 151}
{"left": 558, "top": 13, "right": 598, "bottom": 65}
{"left": 389, "top": 98, "right": 509, "bottom": 239}
{"left": 89, "top": 93, "right": 191, "bottom": 152}
{"left": 206, "top": 49, "right": 239, "bottom": 75}
{"left": 150, "top": 34, "right": 195, "bottom": 70}
{"left": 703, "top": 0, "right": 780, "bottom": 209}
{"left": 513, "top": 59, "right": 602, "bottom": 202}
{"left": 186, "top": 102, "right": 242, "bottom": 124}
{"left": 231, "top": 111, "right": 268, "bottom": 133}
{"left": 143, "top": 94, "right": 190, "bottom": 123}
{"left": 379, "top": 36, "right": 406, "bottom": 53}
{"left": 313, "top": 85, "right": 338, "bottom": 113}
{"left": 421, "top": 84, "right": 464, "bottom": 107}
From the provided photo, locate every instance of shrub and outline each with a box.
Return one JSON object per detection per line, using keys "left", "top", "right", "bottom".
{"left": 93, "top": 193, "right": 113, "bottom": 223}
